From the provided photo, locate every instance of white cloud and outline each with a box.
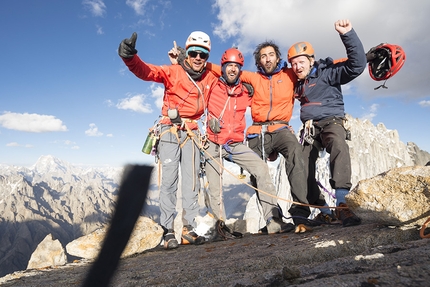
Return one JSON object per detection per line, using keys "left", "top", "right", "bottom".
{"left": 71, "top": 146, "right": 80, "bottom": 150}
{"left": 96, "top": 24, "right": 104, "bottom": 35}
{"left": 419, "top": 100, "right": 430, "bottom": 107}
{"left": 150, "top": 83, "right": 164, "bottom": 109}
{"left": 0, "top": 112, "right": 68, "bottom": 133}
{"left": 117, "top": 94, "right": 153, "bottom": 113}
{"left": 82, "top": 0, "right": 106, "bottom": 17}
{"left": 6, "top": 142, "right": 33, "bottom": 148}
{"left": 212, "top": 0, "right": 430, "bottom": 100}
{"left": 360, "top": 103, "right": 379, "bottom": 122}
{"left": 85, "top": 123, "right": 103, "bottom": 137}
{"left": 106, "top": 133, "right": 113, "bottom": 137}
{"left": 126, "top": 0, "right": 149, "bottom": 15}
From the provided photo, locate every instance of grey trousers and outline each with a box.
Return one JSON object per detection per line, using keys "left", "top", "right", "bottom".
{"left": 158, "top": 125, "right": 201, "bottom": 230}
{"left": 204, "top": 140, "right": 280, "bottom": 222}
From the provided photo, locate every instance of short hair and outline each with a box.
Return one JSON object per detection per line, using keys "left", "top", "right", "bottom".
{"left": 253, "top": 41, "right": 282, "bottom": 68}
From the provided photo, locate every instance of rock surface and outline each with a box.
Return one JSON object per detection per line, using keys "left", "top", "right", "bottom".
{"left": 26, "top": 234, "right": 67, "bottom": 270}
{"left": 1, "top": 223, "right": 429, "bottom": 286}
{"left": 66, "top": 216, "right": 163, "bottom": 259}
{"left": 348, "top": 166, "right": 430, "bottom": 226}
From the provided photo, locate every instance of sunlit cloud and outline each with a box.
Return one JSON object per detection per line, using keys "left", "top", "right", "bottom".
{"left": 150, "top": 83, "right": 164, "bottom": 109}
{"left": 0, "top": 112, "right": 68, "bottom": 133}
{"left": 117, "top": 94, "right": 153, "bottom": 113}
{"left": 85, "top": 123, "right": 103, "bottom": 137}
{"left": 82, "top": 0, "right": 106, "bottom": 17}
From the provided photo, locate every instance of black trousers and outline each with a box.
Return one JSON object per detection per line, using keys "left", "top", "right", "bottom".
{"left": 301, "top": 117, "right": 352, "bottom": 206}
{"left": 248, "top": 128, "right": 310, "bottom": 219}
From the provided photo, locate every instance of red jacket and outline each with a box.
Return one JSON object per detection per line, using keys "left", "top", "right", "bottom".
{"left": 123, "top": 55, "right": 218, "bottom": 130}
{"left": 207, "top": 80, "right": 251, "bottom": 145}
{"left": 207, "top": 63, "right": 296, "bottom": 135}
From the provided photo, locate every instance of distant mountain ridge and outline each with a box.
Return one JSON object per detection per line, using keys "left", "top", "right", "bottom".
{"left": 0, "top": 155, "right": 124, "bottom": 277}
{"left": 1, "top": 115, "right": 430, "bottom": 278}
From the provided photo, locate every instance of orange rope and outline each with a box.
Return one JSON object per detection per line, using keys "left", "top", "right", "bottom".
{"left": 189, "top": 134, "right": 347, "bottom": 210}
{"left": 420, "top": 217, "right": 430, "bottom": 239}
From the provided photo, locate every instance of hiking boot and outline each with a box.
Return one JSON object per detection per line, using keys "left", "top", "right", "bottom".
{"left": 163, "top": 229, "right": 179, "bottom": 250}
{"left": 309, "top": 212, "right": 340, "bottom": 226}
{"left": 259, "top": 217, "right": 294, "bottom": 234}
{"left": 181, "top": 225, "right": 206, "bottom": 245}
{"left": 294, "top": 223, "right": 313, "bottom": 234}
{"left": 336, "top": 203, "right": 361, "bottom": 227}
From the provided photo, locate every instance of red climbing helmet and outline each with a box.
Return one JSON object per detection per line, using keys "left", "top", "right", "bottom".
{"left": 221, "top": 48, "right": 244, "bottom": 66}
{"left": 366, "top": 43, "right": 406, "bottom": 81}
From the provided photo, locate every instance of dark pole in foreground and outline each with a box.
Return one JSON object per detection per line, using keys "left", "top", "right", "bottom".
{"left": 82, "top": 165, "right": 153, "bottom": 287}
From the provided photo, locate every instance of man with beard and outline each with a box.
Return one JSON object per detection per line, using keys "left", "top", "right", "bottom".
{"left": 119, "top": 31, "right": 218, "bottom": 249}
{"left": 203, "top": 48, "right": 294, "bottom": 234}
{"left": 288, "top": 19, "right": 366, "bottom": 227}
{"left": 207, "top": 42, "right": 312, "bottom": 228}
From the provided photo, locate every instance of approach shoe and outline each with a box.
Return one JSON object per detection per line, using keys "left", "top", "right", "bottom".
{"left": 163, "top": 229, "right": 179, "bottom": 250}
{"left": 308, "top": 212, "right": 340, "bottom": 226}
{"left": 294, "top": 223, "right": 313, "bottom": 234}
{"left": 336, "top": 203, "right": 362, "bottom": 227}
{"left": 260, "top": 217, "right": 294, "bottom": 234}
{"left": 181, "top": 225, "right": 206, "bottom": 245}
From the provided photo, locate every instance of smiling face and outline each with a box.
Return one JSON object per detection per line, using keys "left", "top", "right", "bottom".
{"left": 187, "top": 50, "right": 209, "bottom": 72}
{"left": 290, "top": 55, "right": 314, "bottom": 80}
{"left": 223, "top": 63, "right": 241, "bottom": 84}
{"left": 258, "top": 46, "right": 280, "bottom": 74}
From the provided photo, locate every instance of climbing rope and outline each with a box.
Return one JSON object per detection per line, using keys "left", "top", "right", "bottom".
{"left": 185, "top": 126, "right": 347, "bottom": 211}
{"left": 420, "top": 217, "right": 430, "bottom": 239}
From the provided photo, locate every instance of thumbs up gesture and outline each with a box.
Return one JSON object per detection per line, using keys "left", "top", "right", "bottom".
{"left": 118, "top": 32, "right": 138, "bottom": 59}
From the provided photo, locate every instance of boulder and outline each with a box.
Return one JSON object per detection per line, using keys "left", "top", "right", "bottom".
{"left": 347, "top": 166, "right": 430, "bottom": 226}
{"left": 66, "top": 216, "right": 163, "bottom": 259}
{"left": 26, "top": 234, "right": 67, "bottom": 270}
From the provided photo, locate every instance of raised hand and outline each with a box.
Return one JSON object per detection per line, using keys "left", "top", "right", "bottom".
{"left": 168, "top": 41, "right": 179, "bottom": 64}
{"left": 118, "top": 32, "right": 138, "bottom": 59}
{"left": 335, "top": 19, "right": 352, "bottom": 35}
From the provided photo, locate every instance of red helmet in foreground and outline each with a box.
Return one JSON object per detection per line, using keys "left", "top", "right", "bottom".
{"left": 366, "top": 43, "right": 406, "bottom": 81}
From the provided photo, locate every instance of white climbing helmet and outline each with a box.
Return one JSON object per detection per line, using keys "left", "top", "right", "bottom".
{"left": 185, "top": 31, "right": 211, "bottom": 52}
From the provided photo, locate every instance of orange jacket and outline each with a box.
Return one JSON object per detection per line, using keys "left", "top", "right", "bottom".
{"left": 206, "top": 80, "right": 251, "bottom": 145}
{"left": 123, "top": 55, "right": 218, "bottom": 130}
{"left": 207, "top": 63, "right": 296, "bottom": 135}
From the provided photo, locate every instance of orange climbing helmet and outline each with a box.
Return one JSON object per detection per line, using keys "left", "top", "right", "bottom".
{"left": 287, "top": 41, "right": 315, "bottom": 62}
{"left": 366, "top": 43, "right": 406, "bottom": 81}
{"left": 221, "top": 48, "right": 244, "bottom": 66}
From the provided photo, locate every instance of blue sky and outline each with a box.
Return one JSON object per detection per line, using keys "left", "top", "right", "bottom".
{"left": 1, "top": 0, "right": 429, "bottom": 168}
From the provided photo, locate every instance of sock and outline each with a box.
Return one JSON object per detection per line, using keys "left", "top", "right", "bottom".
{"left": 335, "top": 188, "right": 349, "bottom": 207}
{"left": 319, "top": 203, "right": 331, "bottom": 215}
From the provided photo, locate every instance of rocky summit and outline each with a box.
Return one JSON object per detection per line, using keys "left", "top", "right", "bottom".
{"left": 0, "top": 114, "right": 430, "bottom": 285}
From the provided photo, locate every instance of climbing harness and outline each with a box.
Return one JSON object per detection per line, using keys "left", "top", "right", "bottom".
{"left": 252, "top": 120, "right": 290, "bottom": 161}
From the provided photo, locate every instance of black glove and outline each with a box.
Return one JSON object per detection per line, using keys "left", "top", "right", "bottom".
{"left": 177, "top": 46, "right": 187, "bottom": 65}
{"left": 118, "top": 32, "right": 138, "bottom": 59}
{"left": 242, "top": 82, "right": 254, "bottom": 97}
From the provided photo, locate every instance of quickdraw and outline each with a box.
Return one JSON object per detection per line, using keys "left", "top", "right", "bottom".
{"left": 300, "top": 119, "right": 323, "bottom": 151}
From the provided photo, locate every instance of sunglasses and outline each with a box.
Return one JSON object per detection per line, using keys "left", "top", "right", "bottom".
{"left": 188, "top": 51, "right": 209, "bottom": 60}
